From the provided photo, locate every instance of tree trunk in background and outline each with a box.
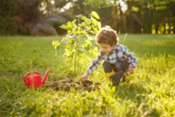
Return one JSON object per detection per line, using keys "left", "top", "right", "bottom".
{"left": 168, "top": 10, "right": 172, "bottom": 34}
{"left": 126, "top": 12, "right": 134, "bottom": 33}
{"left": 125, "top": 1, "right": 141, "bottom": 34}
{"left": 173, "top": 16, "right": 175, "bottom": 34}
{"left": 118, "top": 3, "right": 127, "bottom": 33}
{"left": 163, "top": 21, "right": 166, "bottom": 34}
{"left": 173, "top": 14, "right": 175, "bottom": 34}
{"left": 155, "top": 24, "right": 159, "bottom": 34}
{"left": 173, "top": 23, "right": 175, "bottom": 34}
{"left": 0, "top": 0, "right": 18, "bottom": 35}
{"left": 172, "top": 5, "right": 175, "bottom": 34}
{"left": 142, "top": 6, "right": 152, "bottom": 34}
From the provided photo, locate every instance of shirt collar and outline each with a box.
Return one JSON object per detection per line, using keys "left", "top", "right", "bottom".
{"left": 100, "top": 44, "right": 118, "bottom": 55}
{"left": 109, "top": 44, "right": 118, "bottom": 54}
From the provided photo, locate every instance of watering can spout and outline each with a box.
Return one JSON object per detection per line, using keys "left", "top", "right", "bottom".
{"left": 41, "top": 69, "right": 51, "bottom": 85}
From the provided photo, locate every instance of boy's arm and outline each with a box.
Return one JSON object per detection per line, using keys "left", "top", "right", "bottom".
{"left": 125, "top": 51, "right": 136, "bottom": 74}
{"left": 86, "top": 52, "right": 103, "bottom": 74}
{"left": 79, "top": 53, "right": 103, "bottom": 81}
{"left": 128, "top": 66, "right": 134, "bottom": 74}
{"left": 119, "top": 45, "right": 137, "bottom": 69}
{"left": 127, "top": 52, "right": 137, "bottom": 68}
{"left": 78, "top": 73, "right": 89, "bottom": 81}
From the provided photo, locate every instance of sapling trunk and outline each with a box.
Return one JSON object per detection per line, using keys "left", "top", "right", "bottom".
{"left": 53, "top": 11, "right": 101, "bottom": 79}
{"left": 73, "top": 41, "right": 78, "bottom": 77}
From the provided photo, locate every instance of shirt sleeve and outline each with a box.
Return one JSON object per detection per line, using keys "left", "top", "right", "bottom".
{"left": 86, "top": 52, "right": 103, "bottom": 74}
{"left": 119, "top": 45, "right": 137, "bottom": 68}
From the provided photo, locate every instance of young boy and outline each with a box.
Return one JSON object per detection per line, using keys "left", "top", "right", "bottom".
{"left": 79, "top": 26, "right": 137, "bottom": 84}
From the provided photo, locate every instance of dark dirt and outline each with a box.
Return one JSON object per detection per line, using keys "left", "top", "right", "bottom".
{"left": 46, "top": 80, "right": 100, "bottom": 92}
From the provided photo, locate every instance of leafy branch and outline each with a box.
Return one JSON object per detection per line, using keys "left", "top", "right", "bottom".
{"left": 52, "top": 11, "right": 101, "bottom": 77}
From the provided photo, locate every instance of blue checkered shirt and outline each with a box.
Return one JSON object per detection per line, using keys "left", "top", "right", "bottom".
{"left": 87, "top": 44, "right": 137, "bottom": 74}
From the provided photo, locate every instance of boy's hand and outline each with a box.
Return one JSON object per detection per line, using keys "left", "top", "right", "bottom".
{"left": 78, "top": 73, "right": 89, "bottom": 82}
{"left": 127, "top": 66, "right": 134, "bottom": 74}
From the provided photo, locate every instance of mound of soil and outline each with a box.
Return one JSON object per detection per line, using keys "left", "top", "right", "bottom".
{"left": 46, "top": 80, "right": 100, "bottom": 92}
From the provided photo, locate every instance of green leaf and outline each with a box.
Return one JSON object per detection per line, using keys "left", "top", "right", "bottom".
{"left": 52, "top": 41, "right": 60, "bottom": 50}
{"left": 85, "top": 56, "right": 91, "bottom": 62}
{"left": 60, "top": 37, "right": 67, "bottom": 44}
{"left": 77, "top": 15, "right": 87, "bottom": 21}
{"left": 56, "top": 45, "right": 60, "bottom": 53}
{"left": 91, "top": 18, "right": 98, "bottom": 25}
{"left": 91, "top": 11, "right": 100, "bottom": 19}
{"left": 81, "top": 30, "right": 88, "bottom": 37}
{"left": 97, "top": 22, "right": 101, "bottom": 30}
{"left": 67, "top": 21, "right": 73, "bottom": 28}
{"left": 60, "top": 24, "right": 67, "bottom": 29}
{"left": 68, "top": 38, "right": 74, "bottom": 44}
{"left": 52, "top": 41, "right": 61, "bottom": 54}
{"left": 85, "top": 18, "right": 91, "bottom": 25}
{"left": 67, "top": 21, "right": 73, "bottom": 33}
{"left": 89, "top": 30, "right": 96, "bottom": 34}
{"left": 92, "top": 26, "right": 99, "bottom": 34}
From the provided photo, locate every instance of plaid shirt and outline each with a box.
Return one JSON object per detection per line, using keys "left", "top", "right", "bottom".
{"left": 87, "top": 44, "right": 137, "bottom": 74}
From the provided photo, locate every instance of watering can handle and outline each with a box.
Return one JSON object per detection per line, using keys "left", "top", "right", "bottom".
{"left": 24, "top": 71, "right": 40, "bottom": 83}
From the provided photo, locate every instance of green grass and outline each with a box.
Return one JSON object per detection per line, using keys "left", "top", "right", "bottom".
{"left": 0, "top": 34, "right": 175, "bottom": 117}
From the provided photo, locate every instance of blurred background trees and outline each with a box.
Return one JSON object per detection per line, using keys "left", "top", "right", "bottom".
{"left": 0, "top": 0, "right": 18, "bottom": 35}
{"left": 0, "top": 0, "right": 175, "bottom": 35}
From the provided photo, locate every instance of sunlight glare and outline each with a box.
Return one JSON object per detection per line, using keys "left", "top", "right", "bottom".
{"left": 59, "top": 0, "right": 127, "bottom": 13}
{"left": 59, "top": 2, "right": 72, "bottom": 13}
{"left": 51, "top": 0, "right": 55, "bottom": 5}
{"left": 118, "top": 0, "right": 127, "bottom": 11}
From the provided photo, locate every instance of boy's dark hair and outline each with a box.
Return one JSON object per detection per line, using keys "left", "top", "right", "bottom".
{"left": 95, "top": 26, "right": 119, "bottom": 46}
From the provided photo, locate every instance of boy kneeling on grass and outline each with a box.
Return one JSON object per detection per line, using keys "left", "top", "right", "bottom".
{"left": 79, "top": 26, "right": 137, "bottom": 85}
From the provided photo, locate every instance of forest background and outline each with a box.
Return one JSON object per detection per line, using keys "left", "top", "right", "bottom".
{"left": 1, "top": 0, "right": 175, "bottom": 36}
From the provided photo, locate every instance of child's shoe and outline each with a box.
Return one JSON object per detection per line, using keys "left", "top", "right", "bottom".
{"left": 123, "top": 73, "right": 130, "bottom": 82}
{"left": 109, "top": 71, "right": 130, "bottom": 85}
{"left": 105, "top": 71, "right": 115, "bottom": 79}
{"left": 109, "top": 71, "right": 123, "bottom": 85}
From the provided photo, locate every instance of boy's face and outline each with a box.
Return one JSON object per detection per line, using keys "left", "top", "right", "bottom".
{"left": 98, "top": 43, "right": 115, "bottom": 55}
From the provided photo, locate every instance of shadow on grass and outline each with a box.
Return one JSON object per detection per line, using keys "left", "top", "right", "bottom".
{"left": 111, "top": 82, "right": 160, "bottom": 116}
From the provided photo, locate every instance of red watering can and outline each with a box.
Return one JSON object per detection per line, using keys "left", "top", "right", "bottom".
{"left": 24, "top": 69, "right": 51, "bottom": 88}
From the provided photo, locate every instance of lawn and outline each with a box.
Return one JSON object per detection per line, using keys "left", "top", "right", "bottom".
{"left": 0, "top": 34, "right": 175, "bottom": 117}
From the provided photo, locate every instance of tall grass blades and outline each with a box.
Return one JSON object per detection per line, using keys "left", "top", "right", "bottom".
{"left": 0, "top": 35, "right": 175, "bottom": 116}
